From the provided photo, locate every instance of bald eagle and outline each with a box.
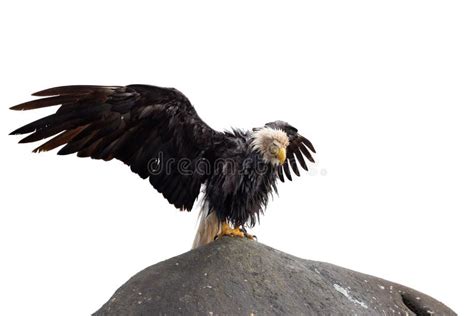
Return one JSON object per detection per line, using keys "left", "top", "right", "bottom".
{"left": 9, "top": 85, "right": 316, "bottom": 248}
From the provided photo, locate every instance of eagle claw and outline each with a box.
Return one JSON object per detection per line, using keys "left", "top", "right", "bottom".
{"left": 214, "top": 222, "right": 257, "bottom": 241}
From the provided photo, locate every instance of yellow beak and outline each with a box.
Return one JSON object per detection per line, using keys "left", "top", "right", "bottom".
{"left": 277, "top": 147, "right": 287, "bottom": 165}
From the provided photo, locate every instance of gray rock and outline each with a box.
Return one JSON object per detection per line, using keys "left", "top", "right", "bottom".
{"left": 94, "top": 238, "right": 455, "bottom": 315}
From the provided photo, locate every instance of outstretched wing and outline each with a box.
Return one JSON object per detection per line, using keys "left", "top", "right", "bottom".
{"left": 265, "top": 121, "right": 316, "bottom": 182}
{"left": 10, "top": 85, "right": 222, "bottom": 210}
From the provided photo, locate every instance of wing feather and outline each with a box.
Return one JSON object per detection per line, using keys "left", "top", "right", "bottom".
{"left": 264, "top": 120, "right": 316, "bottom": 181}
{"left": 294, "top": 148, "right": 308, "bottom": 171}
{"left": 10, "top": 95, "right": 82, "bottom": 111}
{"left": 283, "top": 161, "right": 293, "bottom": 181}
{"left": 299, "top": 144, "right": 315, "bottom": 163}
{"left": 10, "top": 84, "right": 222, "bottom": 211}
{"left": 277, "top": 165, "right": 285, "bottom": 182}
{"left": 287, "top": 152, "right": 300, "bottom": 176}
{"left": 301, "top": 136, "right": 316, "bottom": 153}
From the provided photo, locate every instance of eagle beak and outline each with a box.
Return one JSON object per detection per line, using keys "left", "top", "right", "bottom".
{"left": 277, "top": 147, "right": 286, "bottom": 165}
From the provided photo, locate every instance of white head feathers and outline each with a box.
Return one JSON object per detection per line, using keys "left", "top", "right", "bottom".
{"left": 251, "top": 127, "right": 290, "bottom": 165}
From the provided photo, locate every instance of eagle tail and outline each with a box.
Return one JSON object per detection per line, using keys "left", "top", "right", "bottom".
{"left": 192, "top": 204, "right": 220, "bottom": 249}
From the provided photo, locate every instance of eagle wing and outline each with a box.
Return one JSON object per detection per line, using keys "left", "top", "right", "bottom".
{"left": 10, "top": 85, "right": 222, "bottom": 211}
{"left": 265, "top": 121, "right": 316, "bottom": 182}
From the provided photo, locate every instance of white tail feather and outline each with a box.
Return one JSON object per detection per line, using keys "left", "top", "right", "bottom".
{"left": 192, "top": 205, "right": 220, "bottom": 249}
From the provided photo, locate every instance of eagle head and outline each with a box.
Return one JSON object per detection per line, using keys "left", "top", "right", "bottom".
{"left": 251, "top": 127, "right": 290, "bottom": 166}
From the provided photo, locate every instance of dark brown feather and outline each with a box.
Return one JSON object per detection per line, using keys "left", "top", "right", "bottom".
{"left": 301, "top": 136, "right": 316, "bottom": 153}
{"left": 287, "top": 152, "right": 300, "bottom": 177}
{"left": 32, "top": 85, "right": 118, "bottom": 96}
{"left": 277, "top": 165, "right": 285, "bottom": 182}
{"left": 299, "top": 144, "right": 315, "bottom": 163}
{"left": 10, "top": 95, "right": 80, "bottom": 111}
{"left": 294, "top": 148, "right": 308, "bottom": 171}
{"left": 283, "top": 161, "right": 292, "bottom": 181}
{"left": 18, "top": 118, "right": 85, "bottom": 143}
{"left": 32, "top": 125, "right": 89, "bottom": 153}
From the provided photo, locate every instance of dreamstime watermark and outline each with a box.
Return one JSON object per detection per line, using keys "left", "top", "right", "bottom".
{"left": 147, "top": 152, "right": 269, "bottom": 176}
{"left": 146, "top": 151, "right": 327, "bottom": 177}
{"left": 308, "top": 166, "right": 328, "bottom": 177}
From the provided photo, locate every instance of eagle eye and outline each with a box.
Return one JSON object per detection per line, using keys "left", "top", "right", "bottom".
{"left": 270, "top": 144, "right": 279, "bottom": 155}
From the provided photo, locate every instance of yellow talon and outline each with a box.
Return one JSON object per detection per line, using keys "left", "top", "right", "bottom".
{"left": 215, "top": 222, "right": 257, "bottom": 242}
{"left": 218, "top": 222, "right": 245, "bottom": 238}
{"left": 244, "top": 232, "right": 257, "bottom": 241}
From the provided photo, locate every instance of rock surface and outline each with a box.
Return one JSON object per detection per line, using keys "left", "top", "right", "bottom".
{"left": 94, "top": 238, "right": 455, "bottom": 315}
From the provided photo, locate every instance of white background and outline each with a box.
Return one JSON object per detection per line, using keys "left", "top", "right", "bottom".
{"left": 1, "top": 1, "right": 472, "bottom": 315}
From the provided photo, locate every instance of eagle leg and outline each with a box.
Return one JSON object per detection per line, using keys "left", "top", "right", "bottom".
{"left": 215, "top": 222, "right": 256, "bottom": 241}
{"left": 216, "top": 222, "right": 245, "bottom": 239}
